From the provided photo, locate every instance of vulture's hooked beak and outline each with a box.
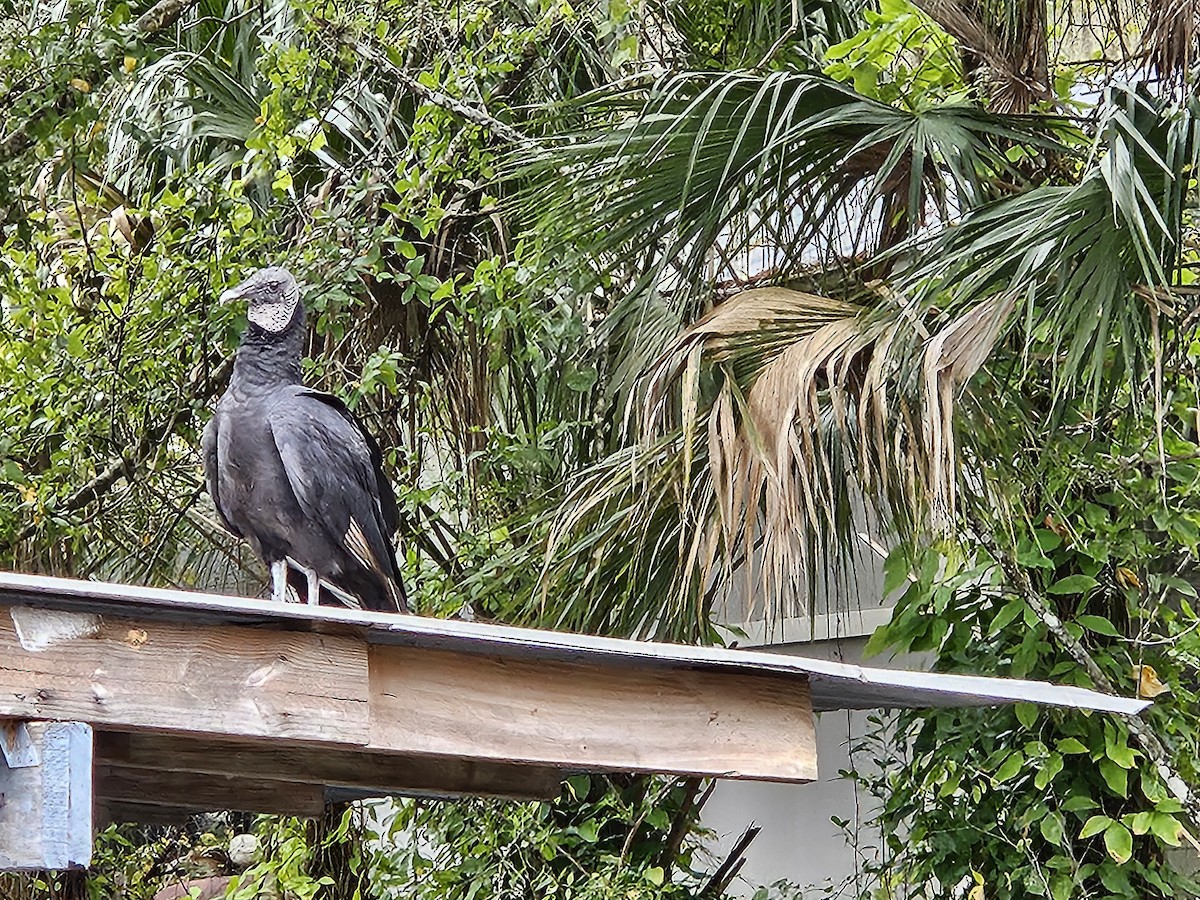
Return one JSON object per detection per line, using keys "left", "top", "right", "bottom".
{"left": 218, "top": 284, "right": 247, "bottom": 305}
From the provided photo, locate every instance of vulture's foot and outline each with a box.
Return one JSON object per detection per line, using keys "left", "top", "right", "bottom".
{"left": 270, "top": 559, "right": 289, "bottom": 603}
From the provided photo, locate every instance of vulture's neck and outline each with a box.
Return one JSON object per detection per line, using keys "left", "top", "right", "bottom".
{"left": 232, "top": 304, "right": 306, "bottom": 391}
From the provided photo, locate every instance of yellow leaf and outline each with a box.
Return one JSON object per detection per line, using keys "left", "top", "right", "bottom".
{"left": 1116, "top": 566, "right": 1142, "bottom": 592}
{"left": 69, "top": 77, "right": 91, "bottom": 92}
{"left": 123, "top": 56, "right": 138, "bottom": 73}
{"left": 1043, "top": 514, "right": 1070, "bottom": 541}
{"left": 1133, "top": 665, "right": 1170, "bottom": 699}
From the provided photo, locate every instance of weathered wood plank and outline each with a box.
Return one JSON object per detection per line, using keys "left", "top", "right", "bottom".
{"left": 369, "top": 648, "right": 818, "bottom": 782}
{"left": 94, "top": 732, "right": 562, "bottom": 801}
{"left": 94, "top": 765, "right": 325, "bottom": 816}
{"left": 0, "top": 722, "right": 92, "bottom": 870}
{"left": 0, "top": 610, "right": 369, "bottom": 744}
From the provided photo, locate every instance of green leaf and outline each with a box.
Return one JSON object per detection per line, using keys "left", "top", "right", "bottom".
{"left": 1034, "top": 752, "right": 1064, "bottom": 790}
{"left": 1016, "top": 539, "right": 1053, "bottom": 568}
{"left": 990, "top": 599, "right": 1025, "bottom": 636}
{"left": 231, "top": 203, "right": 254, "bottom": 230}
{"left": 882, "top": 547, "right": 913, "bottom": 597}
{"left": 1056, "top": 737, "right": 1088, "bottom": 755}
{"left": 1061, "top": 794, "right": 1098, "bottom": 813}
{"left": 643, "top": 866, "right": 665, "bottom": 887}
{"left": 1076, "top": 614, "right": 1121, "bottom": 637}
{"left": 1014, "top": 701, "right": 1038, "bottom": 728}
{"left": 1034, "top": 528, "right": 1063, "bottom": 551}
{"left": 1080, "top": 815, "right": 1113, "bottom": 839}
{"left": 1040, "top": 812, "right": 1065, "bottom": 846}
{"left": 1150, "top": 812, "right": 1183, "bottom": 846}
{"left": 994, "top": 751, "right": 1023, "bottom": 783}
{"left": 66, "top": 331, "right": 85, "bottom": 358}
{"left": 1127, "top": 811, "right": 1153, "bottom": 835}
{"left": 565, "top": 367, "right": 598, "bottom": 392}
{"left": 1047, "top": 574, "right": 1099, "bottom": 595}
{"left": 565, "top": 775, "right": 591, "bottom": 800}
{"left": 1103, "top": 821, "right": 1133, "bottom": 864}
{"left": 1099, "top": 759, "right": 1128, "bottom": 797}
{"left": 1104, "top": 729, "right": 1135, "bottom": 768}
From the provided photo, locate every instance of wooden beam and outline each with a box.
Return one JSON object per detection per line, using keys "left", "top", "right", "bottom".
{"left": 369, "top": 648, "right": 818, "bottom": 782}
{"left": 0, "top": 609, "right": 369, "bottom": 744}
{"left": 94, "top": 732, "right": 562, "bottom": 801}
{"left": 1, "top": 608, "right": 818, "bottom": 784}
{"left": 94, "top": 765, "right": 325, "bottom": 816}
{"left": 0, "top": 721, "right": 92, "bottom": 870}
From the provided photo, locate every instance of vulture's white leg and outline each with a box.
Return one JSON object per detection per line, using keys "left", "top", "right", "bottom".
{"left": 305, "top": 567, "right": 321, "bottom": 606}
{"left": 270, "top": 560, "right": 288, "bottom": 604}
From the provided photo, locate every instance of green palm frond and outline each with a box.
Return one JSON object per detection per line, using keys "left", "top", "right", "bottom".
{"left": 646, "top": 0, "right": 866, "bottom": 68}
{"left": 520, "top": 69, "right": 1063, "bottom": 269}
{"left": 104, "top": 51, "right": 264, "bottom": 197}
{"left": 896, "top": 86, "right": 1200, "bottom": 407}
{"left": 514, "top": 70, "right": 1065, "bottom": 397}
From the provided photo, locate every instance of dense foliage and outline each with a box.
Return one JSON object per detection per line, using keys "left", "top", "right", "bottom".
{"left": 3, "top": 0, "right": 1200, "bottom": 896}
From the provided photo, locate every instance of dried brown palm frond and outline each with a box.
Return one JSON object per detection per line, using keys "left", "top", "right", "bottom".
{"left": 1144, "top": 0, "right": 1200, "bottom": 87}
{"left": 912, "top": 0, "right": 1051, "bottom": 113}
{"left": 631, "top": 286, "right": 1017, "bottom": 618}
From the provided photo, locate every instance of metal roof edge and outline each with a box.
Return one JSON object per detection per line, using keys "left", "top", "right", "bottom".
{"left": 0, "top": 571, "right": 1150, "bottom": 716}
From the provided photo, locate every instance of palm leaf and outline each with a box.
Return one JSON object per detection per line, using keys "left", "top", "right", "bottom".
{"left": 513, "top": 70, "right": 1066, "bottom": 400}
{"left": 894, "top": 87, "right": 1200, "bottom": 409}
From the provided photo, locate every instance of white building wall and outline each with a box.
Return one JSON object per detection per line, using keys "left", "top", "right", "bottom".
{"left": 702, "top": 544, "right": 926, "bottom": 897}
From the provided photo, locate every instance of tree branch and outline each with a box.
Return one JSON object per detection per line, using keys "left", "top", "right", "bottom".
{"left": 133, "top": 0, "right": 203, "bottom": 33}
{"left": 1, "top": 0, "right": 204, "bottom": 161}
{"left": 351, "top": 41, "right": 533, "bottom": 147}
{"left": 9, "top": 356, "right": 232, "bottom": 547}
{"left": 699, "top": 825, "right": 759, "bottom": 898}
{"left": 983, "top": 527, "right": 1200, "bottom": 830}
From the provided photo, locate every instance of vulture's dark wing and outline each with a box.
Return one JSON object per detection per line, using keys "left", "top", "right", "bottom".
{"left": 266, "top": 388, "right": 402, "bottom": 601}
{"left": 295, "top": 390, "right": 400, "bottom": 536}
{"left": 201, "top": 416, "right": 242, "bottom": 538}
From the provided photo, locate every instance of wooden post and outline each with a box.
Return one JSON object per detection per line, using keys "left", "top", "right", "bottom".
{"left": 0, "top": 721, "right": 92, "bottom": 870}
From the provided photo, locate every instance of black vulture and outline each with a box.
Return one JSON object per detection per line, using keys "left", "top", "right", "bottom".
{"left": 201, "top": 266, "right": 408, "bottom": 613}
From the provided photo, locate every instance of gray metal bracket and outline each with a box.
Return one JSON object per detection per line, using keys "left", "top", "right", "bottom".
{"left": 0, "top": 721, "right": 93, "bottom": 871}
{"left": 0, "top": 720, "right": 41, "bottom": 768}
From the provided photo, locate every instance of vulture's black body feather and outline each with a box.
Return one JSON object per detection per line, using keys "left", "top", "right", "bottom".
{"left": 202, "top": 267, "right": 407, "bottom": 613}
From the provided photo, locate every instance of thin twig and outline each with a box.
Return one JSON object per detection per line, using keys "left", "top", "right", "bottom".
{"left": 351, "top": 40, "right": 533, "bottom": 147}
{"left": 699, "top": 825, "right": 760, "bottom": 898}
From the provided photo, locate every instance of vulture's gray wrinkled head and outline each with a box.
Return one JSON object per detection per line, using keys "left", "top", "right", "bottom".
{"left": 220, "top": 266, "right": 300, "bottom": 333}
